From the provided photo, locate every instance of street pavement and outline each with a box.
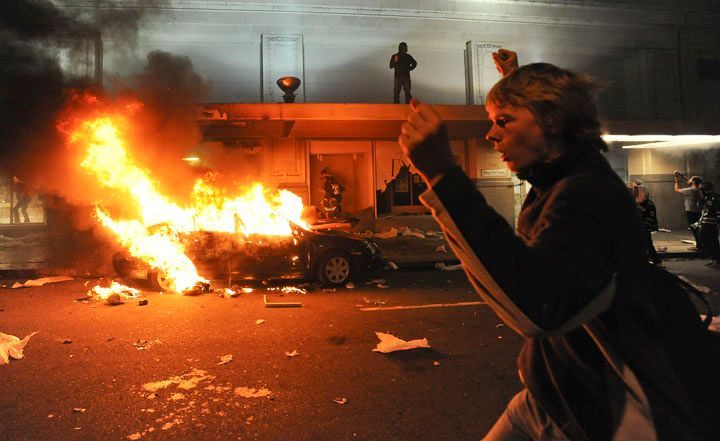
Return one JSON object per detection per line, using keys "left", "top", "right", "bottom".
{"left": 1, "top": 259, "right": 718, "bottom": 441}
{"left": 1, "top": 269, "right": 522, "bottom": 441}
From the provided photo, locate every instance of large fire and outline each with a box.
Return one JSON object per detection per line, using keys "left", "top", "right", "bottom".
{"left": 63, "top": 97, "right": 309, "bottom": 292}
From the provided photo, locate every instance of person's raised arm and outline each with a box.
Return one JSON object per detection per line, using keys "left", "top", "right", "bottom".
{"left": 399, "top": 99, "right": 456, "bottom": 186}
{"left": 674, "top": 170, "right": 682, "bottom": 193}
{"left": 389, "top": 54, "right": 397, "bottom": 69}
{"left": 492, "top": 48, "right": 519, "bottom": 77}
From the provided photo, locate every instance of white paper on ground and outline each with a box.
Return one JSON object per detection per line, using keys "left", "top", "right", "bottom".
{"left": 372, "top": 332, "right": 430, "bottom": 353}
{"left": 0, "top": 331, "right": 39, "bottom": 365}
{"left": 12, "top": 276, "right": 74, "bottom": 288}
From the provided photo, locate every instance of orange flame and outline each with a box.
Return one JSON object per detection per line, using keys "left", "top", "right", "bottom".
{"left": 65, "top": 99, "right": 309, "bottom": 292}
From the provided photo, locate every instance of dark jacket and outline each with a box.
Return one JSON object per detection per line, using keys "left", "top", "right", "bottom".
{"left": 638, "top": 198, "right": 659, "bottom": 232}
{"left": 389, "top": 52, "right": 417, "bottom": 77}
{"left": 699, "top": 193, "right": 719, "bottom": 226}
{"left": 420, "top": 147, "right": 720, "bottom": 440}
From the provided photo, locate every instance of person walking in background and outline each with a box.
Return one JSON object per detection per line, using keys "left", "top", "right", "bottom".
{"left": 389, "top": 42, "right": 417, "bottom": 104}
{"left": 632, "top": 180, "right": 661, "bottom": 266}
{"left": 399, "top": 48, "right": 719, "bottom": 440}
{"left": 673, "top": 171, "right": 703, "bottom": 250}
{"left": 11, "top": 175, "right": 31, "bottom": 223}
{"left": 697, "top": 182, "right": 720, "bottom": 267}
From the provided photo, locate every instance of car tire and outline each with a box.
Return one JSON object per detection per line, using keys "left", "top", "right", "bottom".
{"left": 317, "top": 251, "right": 353, "bottom": 286}
{"left": 149, "top": 269, "right": 173, "bottom": 292}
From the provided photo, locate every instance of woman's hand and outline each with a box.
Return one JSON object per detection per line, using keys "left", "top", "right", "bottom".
{"left": 492, "top": 49, "right": 519, "bottom": 77}
{"left": 399, "top": 99, "right": 456, "bottom": 184}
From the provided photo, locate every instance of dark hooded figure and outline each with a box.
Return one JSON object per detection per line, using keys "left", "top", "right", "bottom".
{"left": 389, "top": 42, "right": 417, "bottom": 104}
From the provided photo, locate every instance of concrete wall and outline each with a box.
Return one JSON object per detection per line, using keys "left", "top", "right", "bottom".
{"left": 62, "top": 0, "right": 720, "bottom": 122}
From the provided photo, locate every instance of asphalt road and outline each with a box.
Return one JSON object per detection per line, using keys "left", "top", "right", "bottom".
{"left": 1, "top": 268, "right": 523, "bottom": 441}
{"left": 2, "top": 259, "right": 718, "bottom": 441}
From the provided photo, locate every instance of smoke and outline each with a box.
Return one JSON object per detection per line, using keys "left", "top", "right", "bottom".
{"left": 0, "top": 0, "right": 216, "bottom": 274}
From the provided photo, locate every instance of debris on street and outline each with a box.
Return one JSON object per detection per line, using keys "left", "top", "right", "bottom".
{"left": 255, "top": 319, "right": 265, "bottom": 325}
{"left": 363, "top": 297, "right": 386, "bottom": 306}
{"left": 11, "top": 276, "right": 74, "bottom": 289}
{"left": 133, "top": 339, "right": 162, "bottom": 351}
{"left": 219, "top": 288, "right": 239, "bottom": 298}
{"left": 434, "top": 262, "right": 463, "bottom": 271}
{"left": 366, "top": 279, "right": 385, "bottom": 285}
{"left": 377, "top": 283, "right": 390, "bottom": 289}
{"left": 72, "top": 408, "right": 86, "bottom": 413}
{"left": 142, "top": 368, "right": 215, "bottom": 394}
{"left": 217, "top": 354, "right": 233, "bottom": 365}
{"left": 433, "top": 361, "right": 441, "bottom": 366}
{"left": 434, "top": 245, "right": 447, "bottom": 253}
{"left": 372, "top": 332, "right": 430, "bottom": 354}
{"left": 345, "top": 282, "right": 356, "bottom": 289}
{"left": 374, "top": 227, "right": 398, "bottom": 239}
{"left": 322, "top": 288, "right": 336, "bottom": 293}
{"left": 273, "top": 286, "right": 307, "bottom": 295}
{"left": 182, "top": 281, "right": 211, "bottom": 296}
{"left": 263, "top": 295, "right": 302, "bottom": 308}
{"left": 398, "top": 226, "right": 425, "bottom": 238}
{"left": 234, "top": 387, "right": 272, "bottom": 398}
{"left": 138, "top": 299, "right": 149, "bottom": 306}
{"left": 386, "top": 261, "right": 399, "bottom": 270}
{"left": 333, "top": 398, "right": 347, "bottom": 405}
{"left": 88, "top": 282, "right": 141, "bottom": 305}
{"left": 285, "top": 350, "right": 299, "bottom": 358}
{"left": 0, "top": 331, "right": 38, "bottom": 365}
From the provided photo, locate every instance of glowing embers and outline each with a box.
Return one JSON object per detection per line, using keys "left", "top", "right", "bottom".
{"left": 65, "top": 102, "right": 309, "bottom": 293}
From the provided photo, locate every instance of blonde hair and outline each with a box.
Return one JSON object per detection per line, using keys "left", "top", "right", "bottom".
{"left": 487, "top": 63, "right": 607, "bottom": 152}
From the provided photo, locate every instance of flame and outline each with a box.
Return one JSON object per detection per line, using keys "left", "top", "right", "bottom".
{"left": 64, "top": 98, "right": 309, "bottom": 292}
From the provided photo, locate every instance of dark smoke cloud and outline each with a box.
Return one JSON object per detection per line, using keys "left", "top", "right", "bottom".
{"left": 0, "top": 0, "right": 153, "bottom": 178}
{"left": 0, "top": 0, "right": 215, "bottom": 275}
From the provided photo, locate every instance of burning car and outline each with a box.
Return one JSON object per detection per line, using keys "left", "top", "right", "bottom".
{"left": 112, "top": 223, "right": 383, "bottom": 290}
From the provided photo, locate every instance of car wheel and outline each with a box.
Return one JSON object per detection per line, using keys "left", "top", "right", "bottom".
{"left": 317, "top": 252, "right": 352, "bottom": 286}
{"left": 149, "top": 269, "right": 173, "bottom": 292}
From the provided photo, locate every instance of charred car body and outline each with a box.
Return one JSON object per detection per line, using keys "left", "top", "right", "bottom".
{"left": 113, "top": 223, "right": 383, "bottom": 290}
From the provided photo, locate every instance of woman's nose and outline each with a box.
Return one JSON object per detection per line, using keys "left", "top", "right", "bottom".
{"left": 485, "top": 126, "right": 499, "bottom": 142}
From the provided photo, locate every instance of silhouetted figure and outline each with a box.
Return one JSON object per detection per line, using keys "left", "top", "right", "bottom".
{"left": 674, "top": 171, "right": 703, "bottom": 249}
{"left": 697, "top": 182, "right": 720, "bottom": 267}
{"left": 633, "top": 180, "right": 661, "bottom": 266}
{"left": 11, "top": 176, "right": 31, "bottom": 223}
{"left": 389, "top": 42, "right": 417, "bottom": 104}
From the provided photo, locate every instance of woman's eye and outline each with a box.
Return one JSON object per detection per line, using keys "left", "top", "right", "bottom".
{"left": 495, "top": 119, "right": 507, "bottom": 128}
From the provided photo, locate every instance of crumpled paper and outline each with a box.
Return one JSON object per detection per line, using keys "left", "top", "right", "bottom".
{"left": 12, "top": 276, "right": 74, "bottom": 288}
{"left": 1, "top": 331, "right": 39, "bottom": 365}
{"left": 372, "top": 332, "right": 430, "bottom": 353}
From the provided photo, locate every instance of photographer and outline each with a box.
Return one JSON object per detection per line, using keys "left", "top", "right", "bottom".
{"left": 673, "top": 171, "right": 703, "bottom": 250}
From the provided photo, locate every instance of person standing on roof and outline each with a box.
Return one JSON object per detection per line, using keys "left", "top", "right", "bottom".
{"left": 389, "top": 42, "right": 417, "bottom": 104}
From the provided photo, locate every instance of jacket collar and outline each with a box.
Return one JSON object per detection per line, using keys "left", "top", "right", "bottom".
{"left": 517, "top": 147, "right": 600, "bottom": 190}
